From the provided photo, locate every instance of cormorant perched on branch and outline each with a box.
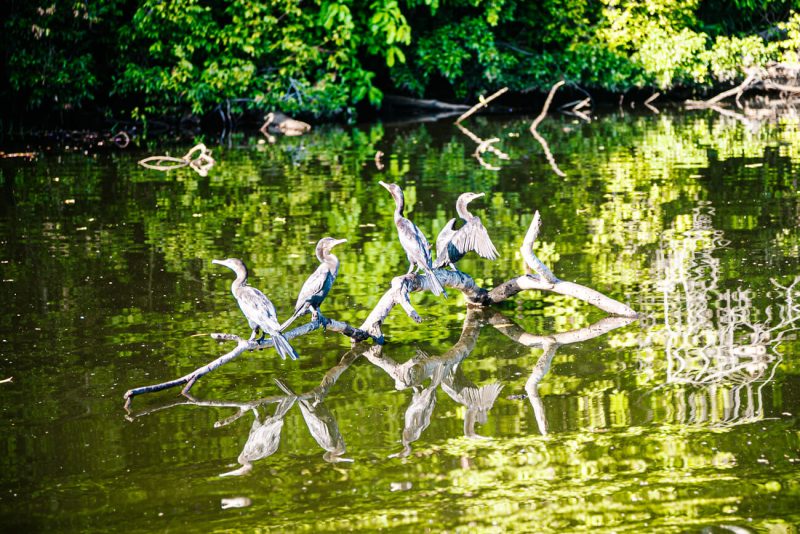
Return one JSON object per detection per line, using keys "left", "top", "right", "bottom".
{"left": 379, "top": 181, "right": 446, "bottom": 297}
{"left": 280, "top": 237, "right": 347, "bottom": 331}
{"left": 434, "top": 192, "right": 498, "bottom": 269}
{"left": 212, "top": 258, "right": 299, "bottom": 360}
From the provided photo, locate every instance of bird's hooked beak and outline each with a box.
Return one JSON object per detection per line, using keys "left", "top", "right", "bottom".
{"left": 378, "top": 180, "right": 391, "bottom": 191}
{"left": 212, "top": 259, "right": 229, "bottom": 269}
{"left": 332, "top": 238, "right": 348, "bottom": 247}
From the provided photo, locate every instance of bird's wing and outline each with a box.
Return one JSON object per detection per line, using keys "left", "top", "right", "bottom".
{"left": 450, "top": 217, "right": 499, "bottom": 260}
{"left": 237, "top": 286, "right": 281, "bottom": 330}
{"left": 294, "top": 265, "right": 330, "bottom": 311}
{"left": 434, "top": 218, "right": 457, "bottom": 266}
{"left": 397, "top": 218, "right": 432, "bottom": 266}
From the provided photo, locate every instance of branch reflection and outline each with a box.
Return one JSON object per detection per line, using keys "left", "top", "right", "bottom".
{"left": 365, "top": 309, "right": 633, "bottom": 451}
{"left": 489, "top": 314, "right": 637, "bottom": 435}
{"left": 640, "top": 203, "right": 800, "bottom": 427}
{"left": 127, "top": 310, "right": 634, "bottom": 468}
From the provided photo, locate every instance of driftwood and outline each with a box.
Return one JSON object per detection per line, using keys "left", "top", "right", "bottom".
{"left": 384, "top": 95, "right": 470, "bottom": 112}
{"left": 124, "top": 208, "right": 635, "bottom": 407}
{"left": 456, "top": 87, "right": 510, "bottom": 124}
{"left": 358, "top": 210, "right": 636, "bottom": 343}
{"left": 138, "top": 143, "right": 215, "bottom": 177}
{"left": 126, "top": 308, "right": 632, "bottom": 468}
{"left": 456, "top": 123, "right": 510, "bottom": 171}
{"left": 686, "top": 63, "right": 800, "bottom": 110}
{"left": 644, "top": 92, "right": 661, "bottom": 114}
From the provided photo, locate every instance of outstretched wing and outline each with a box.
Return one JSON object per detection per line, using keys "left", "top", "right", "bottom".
{"left": 449, "top": 217, "right": 499, "bottom": 261}
{"left": 434, "top": 218, "right": 457, "bottom": 268}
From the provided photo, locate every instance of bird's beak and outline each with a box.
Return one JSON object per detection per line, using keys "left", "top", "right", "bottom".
{"left": 212, "top": 259, "right": 224, "bottom": 266}
{"left": 333, "top": 238, "right": 348, "bottom": 246}
{"left": 379, "top": 180, "right": 390, "bottom": 190}
{"left": 474, "top": 192, "right": 485, "bottom": 198}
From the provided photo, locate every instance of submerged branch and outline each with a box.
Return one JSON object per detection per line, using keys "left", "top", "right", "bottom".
{"left": 138, "top": 143, "right": 215, "bottom": 177}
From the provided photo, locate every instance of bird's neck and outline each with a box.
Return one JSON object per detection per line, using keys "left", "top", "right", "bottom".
{"left": 392, "top": 193, "right": 405, "bottom": 219}
{"left": 230, "top": 272, "right": 247, "bottom": 295}
{"left": 324, "top": 254, "right": 339, "bottom": 276}
{"left": 456, "top": 199, "right": 473, "bottom": 220}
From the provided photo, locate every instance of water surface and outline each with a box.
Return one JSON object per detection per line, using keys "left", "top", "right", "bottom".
{"left": 1, "top": 108, "right": 799, "bottom": 532}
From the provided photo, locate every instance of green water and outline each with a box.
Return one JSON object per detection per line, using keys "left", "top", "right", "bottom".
{"left": 1, "top": 109, "right": 799, "bottom": 532}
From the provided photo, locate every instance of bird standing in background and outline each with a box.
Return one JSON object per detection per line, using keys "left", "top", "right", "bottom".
{"left": 212, "top": 258, "right": 299, "bottom": 360}
{"left": 379, "top": 181, "right": 446, "bottom": 297}
{"left": 434, "top": 192, "right": 498, "bottom": 269}
{"left": 280, "top": 237, "right": 347, "bottom": 331}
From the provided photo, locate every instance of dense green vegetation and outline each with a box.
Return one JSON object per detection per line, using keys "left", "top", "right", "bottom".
{"left": 4, "top": 1, "right": 800, "bottom": 120}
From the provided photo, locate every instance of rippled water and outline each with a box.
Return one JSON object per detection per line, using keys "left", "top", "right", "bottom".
{"left": 1, "top": 108, "right": 799, "bottom": 532}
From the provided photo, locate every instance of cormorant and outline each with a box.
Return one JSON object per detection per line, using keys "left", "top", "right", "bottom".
{"left": 378, "top": 181, "right": 446, "bottom": 297}
{"left": 434, "top": 192, "right": 498, "bottom": 269}
{"left": 280, "top": 237, "right": 347, "bottom": 331}
{"left": 212, "top": 258, "right": 299, "bottom": 360}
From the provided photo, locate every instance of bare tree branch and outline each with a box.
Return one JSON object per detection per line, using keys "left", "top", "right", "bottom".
{"left": 456, "top": 87, "right": 509, "bottom": 124}
{"left": 123, "top": 316, "right": 373, "bottom": 408}
{"left": 530, "top": 81, "right": 565, "bottom": 131}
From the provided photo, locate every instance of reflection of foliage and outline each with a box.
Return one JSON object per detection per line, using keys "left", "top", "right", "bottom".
{"left": 2, "top": 110, "right": 800, "bottom": 531}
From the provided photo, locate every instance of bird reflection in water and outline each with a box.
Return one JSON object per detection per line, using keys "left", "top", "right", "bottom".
{"left": 365, "top": 308, "right": 505, "bottom": 457}
{"left": 220, "top": 394, "right": 296, "bottom": 477}
{"left": 125, "top": 311, "right": 633, "bottom": 465}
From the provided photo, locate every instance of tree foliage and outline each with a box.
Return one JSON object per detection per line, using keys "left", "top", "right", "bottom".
{"left": 4, "top": 0, "right": 800, "bottom": 119}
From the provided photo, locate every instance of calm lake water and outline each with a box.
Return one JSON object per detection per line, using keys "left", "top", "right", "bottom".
{"left": 1, "top": 107, "right": 799, "bottom": 532}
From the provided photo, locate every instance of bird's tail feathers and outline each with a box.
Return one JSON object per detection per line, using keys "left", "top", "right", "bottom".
{"left": 270, "top": 330, "right": 299, "bottom": 360}
{"left": 424, "top": 266, "right": 447, "bottom": 298}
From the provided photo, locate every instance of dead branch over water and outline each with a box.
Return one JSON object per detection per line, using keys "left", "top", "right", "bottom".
{"left": 456, "top": 87, "right": 509, "bottom": 124}
{"left": 123, "top": 316, "right": 372, "bottom": 409}
{"left": 358, "top": 210, "right": 636, "bottom": 342}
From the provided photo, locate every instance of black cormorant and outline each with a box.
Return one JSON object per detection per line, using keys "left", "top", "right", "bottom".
{"left": 378, "top": 181, "right": 446, "bottom": 297}
{"left": 280, "top": 237, "right": 347, "bottom": 331}
{"left": 212, "top": 258, "right": 299, "bottom": 360}
{"left": 434, "top": 192, "right": 498, "bottom": 269}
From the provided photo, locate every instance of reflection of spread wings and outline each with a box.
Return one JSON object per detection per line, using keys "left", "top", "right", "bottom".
{"left": 448, "top": 217, "right": 499, "bottom": 262}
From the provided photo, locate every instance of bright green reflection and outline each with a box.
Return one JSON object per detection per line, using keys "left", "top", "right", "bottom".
{"left": 0, "top": 109, "right": 799, "bottom": 532}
